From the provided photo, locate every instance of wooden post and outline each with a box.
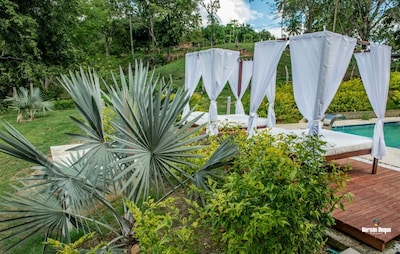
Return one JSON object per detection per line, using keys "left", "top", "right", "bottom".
{"left": 238, "top": 59, "right": 243, "bottom": 98}
{"left": 372, "top": 158, "right": 378, "bottom": 174}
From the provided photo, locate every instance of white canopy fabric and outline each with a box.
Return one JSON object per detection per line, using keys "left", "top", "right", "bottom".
{"left": 354, "top": 44, "right": 391, "bottom": 160}
{"left": 247, "top": 40, "right": 287, "bottom": 135}
{"left": 265, "top": 71, "right": 277, "bottom": 128}
{"left": 290, "top": 31, "right": 357, "bottom": 135}
{"left": 228, "top": 60, "right": 253, "bottom": 114}
{"left": 183, "top": 52, "right": 202, "bottom": 117}
{"left": 198, "top": 48, "right": 240, "bottom": 134}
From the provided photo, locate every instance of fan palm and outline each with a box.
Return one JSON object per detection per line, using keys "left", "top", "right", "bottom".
{"left": 5, "top": 86, "right": 54, "bottom": 122}
{"left": 0, "top": 61, "right": 238, "bottom": 252}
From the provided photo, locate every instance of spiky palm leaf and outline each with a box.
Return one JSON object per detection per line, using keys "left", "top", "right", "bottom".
{"left": 58, "top": 68, "right": 119, "bottom": 191}
{"left": 0, "top": 184, "right": 118, "bottom": 254}
{"left": 191, "top": 139, "right": 238, "bottom": 207}
{"left": 0, "top": 123, "right": 123, "bottom": 253}
{"left": 107, "top": 64, "right": 207, "bottom": 203}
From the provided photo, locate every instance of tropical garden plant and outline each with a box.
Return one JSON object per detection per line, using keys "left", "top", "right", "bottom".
{"left": 0, "top": 61, "right": 238, "bottom": 253}
{"left": 5, "top": 86, "right": 54, "bottom": 123}
{"left": 200, "top": 131, "right": 352, "bottom": 253}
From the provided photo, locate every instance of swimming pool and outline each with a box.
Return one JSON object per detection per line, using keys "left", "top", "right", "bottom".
{"left": 332, "top": 122, "right": 400, "bottom": 149}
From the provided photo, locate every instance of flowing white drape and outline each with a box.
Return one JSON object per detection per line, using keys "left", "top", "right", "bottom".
{"left": 265, "top": 72, "right": 276, "bottom": 127}
{"left": 198, "top": 48, "right": 240, "bottom": 134}
{"left": 228, "top": 60, "right": 253, "bottom": 114}
{"left": 183, "top": 52, "right": 202, "bottom": 117}
{"left": 290, "top": 31, "right": 356, "bottom": 135}
{"left": 354, "top": 44, "right": 391, "bottom": 160}
{"left": 247, "top": 40, "right": 287, "bottom": 135}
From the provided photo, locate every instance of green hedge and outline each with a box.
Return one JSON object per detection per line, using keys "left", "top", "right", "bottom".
{"left": 53, "top": 99, "right": 75, "bottom": 110}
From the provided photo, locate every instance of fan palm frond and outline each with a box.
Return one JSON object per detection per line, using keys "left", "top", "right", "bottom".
{"left": 59, "top": 67, "right": 105, "bottom": 143}
{"left": 106, "top": 63, "right": 206, "bottom": 203}
{"left": 191, "top": 139, "right": 238, "bottom": 206}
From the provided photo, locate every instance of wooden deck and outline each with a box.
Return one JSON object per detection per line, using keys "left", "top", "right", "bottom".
{"left": 332, "top": 158, "right": 400, "bottom": 251}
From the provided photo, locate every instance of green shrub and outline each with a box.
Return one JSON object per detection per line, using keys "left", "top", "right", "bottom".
{"left": 391, "top": 90, "right": 400, "bottom": 108}
{"left": 390, "top": 72, "right": 400, "bottom": 90}
{"left": 53, "top": 99, "right": 75, "bottom": 110}
{"left": 360, "top": 112, "right": 371, "bottom": 120}
{"left": 202, "top": 131, "right": 351, "bottom": 254}
{"left": 128, "top": 197, "right": 203, "bottom": 254}
{"left": 189, "top": 92, "right": 209, "bottom": 112}
{"left": 274, "top": 84, "right": 302, "bottom": 123}
{"left": 328, "top": 78, "right": 372, "bottom": 112}
{"left": 45, "top": 233, "right": 111, "bottom": 253}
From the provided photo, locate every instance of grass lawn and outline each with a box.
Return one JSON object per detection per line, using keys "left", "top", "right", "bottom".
{"left": 0, "top": 109, "right": 82, "bottom": 253}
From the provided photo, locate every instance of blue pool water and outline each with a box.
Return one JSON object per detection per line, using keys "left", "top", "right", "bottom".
{"left": 332, "top": 122, "right": 400, "bottom": 149}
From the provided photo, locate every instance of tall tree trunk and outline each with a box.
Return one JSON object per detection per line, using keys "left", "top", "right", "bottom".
{"left": 149, "top": 15, "right": 157, "bottom": 49}
{"left": 129, "top": 16, "right": 134, "bottom": 60}
{"left": 333, "top": 0, "right": 339, "bottom": 32}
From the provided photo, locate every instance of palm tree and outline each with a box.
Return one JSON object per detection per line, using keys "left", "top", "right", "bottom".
{"left": 5, "top": 86, "right": 54, "bottom": 123}
{"left": 0, "top": 61, "right": 237, "bottom": 253}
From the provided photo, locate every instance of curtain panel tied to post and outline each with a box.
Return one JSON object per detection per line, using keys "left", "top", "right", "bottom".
{"left": 228, "top": 60, "right": 253, "bottom": 114}
{"left": 290, "top": 31, "right": 357, "bottom": 135}
{"left": 354, "top": 44, "right": 391, "bottom": 160}
{"left": 198, "top": 48, "right": 240, "bottom": 135}
{"left": 247, "top": 40, "right": 287, "bottom": 135}
{"left": 183, "top": 52, "right": 202, "bottom": 117}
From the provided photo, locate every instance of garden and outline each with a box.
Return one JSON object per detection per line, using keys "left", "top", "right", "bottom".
{"left": 0, "top": 60, "right": 359, "bottom": 253}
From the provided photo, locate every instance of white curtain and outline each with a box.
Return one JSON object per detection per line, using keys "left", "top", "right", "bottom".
{"left": 198, "top": 48, "right": 240, "bottom": 134}
{"left": 354, "top": 44, "right": 391, "bottom": 160}
{"left": 228, "top": 60, "right": 253, "bottom": 114}
{"left": 265, "top": 71, "right": 277, "bottom": 127}
{"left": 290, "top": 31, "right": 357, "bottom": 135}
{"left": 183, "top": 52, "right": 202, "bottom": 117}
{"left": 247, "top": 40, "right": 287, "bottom": 135}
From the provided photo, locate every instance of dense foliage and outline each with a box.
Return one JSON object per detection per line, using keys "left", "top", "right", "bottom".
{"left": 46, "top": 130, "right": 351, "bottom": 253}
{"left": 0, "top": 62, "right": 237, "bottom": 253}
{"left": 200, "top": 131, "right": 350, "bottom": 253}
{"left": 1, "top": 0, "right": 398, "bottom": 103}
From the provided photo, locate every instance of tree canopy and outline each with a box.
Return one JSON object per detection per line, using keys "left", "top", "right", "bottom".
{"left": 0, "top": 0, "right": 398, "bottom": 100}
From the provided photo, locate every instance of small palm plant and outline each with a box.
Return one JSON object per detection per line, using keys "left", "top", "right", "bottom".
{"left": 0, "top": 61, "right": 237, "bottom": 253}
{"left": 5, "top": 86, "right": 54, "bottom": 122}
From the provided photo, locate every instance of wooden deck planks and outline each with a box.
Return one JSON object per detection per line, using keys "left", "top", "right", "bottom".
{"left": 332, "top": 159, "right": 400, "bottom": 251}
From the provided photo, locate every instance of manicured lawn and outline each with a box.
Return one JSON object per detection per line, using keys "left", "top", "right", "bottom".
{"left": 0, "top": 109, "right": 82, "bottom": 193}
{"left": 0, "top": 109, "right": 83, "bottom": 254}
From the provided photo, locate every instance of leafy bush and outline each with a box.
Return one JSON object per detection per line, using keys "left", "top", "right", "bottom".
{"left": 201, "top": 131, "right": 351, "bottom": 254}
{"left": 53, "top": 99, "right": 75, "bottom": 110}
{"left": 390, "top": 72, "right": 400, "bottom": 90}
{"left": 46, "top": 233, "right": 111, "bottom": 254}
{"left": 328, "top": 78, "right": 372, "bottom": 112}
{"left": 391, "top": 90, "right": 400, "bottom": 108}
{"left": 274, "top": 84, "right": 302, "bottom": 123}
{"left": 128, "top": 197, "right": 203, "bottom": 253}
{"left": 189, "top": 92, "right": 209, "bottom": 112}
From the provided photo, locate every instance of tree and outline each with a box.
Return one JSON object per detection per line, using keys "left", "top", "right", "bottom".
{"left": 0, "top": 0, "right": 79, "bottom": 99}
{"left": 199, "top": 0, "right": 221, "bottom": 47}
{"left": 336, "top": 0, "right": 400, "bottom": 41}
{"left": 274, "top": 0, "right": 323, "bottom": 34}
{"left": 5, "top": 86, "right": 54, "bottom": 123}
{"left": 0, "top": 0, "right": 39, "bottom": 98}
{"left": 156, "top": 0, "right": 198, "bottom": 49}
{"left": 273, "top": 0, "right": 400, "bottom": 43}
